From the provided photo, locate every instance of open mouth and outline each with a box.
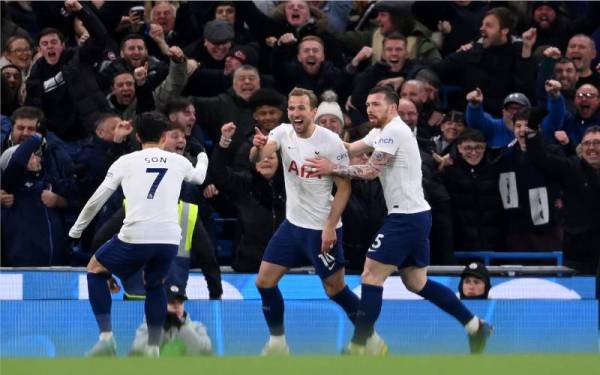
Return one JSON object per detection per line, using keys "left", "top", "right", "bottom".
{"left": 175, "top": 145, "right": 185, "bottom": 154}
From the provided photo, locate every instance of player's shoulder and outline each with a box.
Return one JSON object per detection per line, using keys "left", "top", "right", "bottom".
{"left": 316, "top": 125, "right": 344, "bottom": 144}
{"left": 384, "top": 117, "right": 412, "bottom": 136}
{"left": 270, "top": 123, "right": 292, "bottom": 134}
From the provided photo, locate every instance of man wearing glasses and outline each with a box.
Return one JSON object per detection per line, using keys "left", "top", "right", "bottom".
{"left": 561, "top": 84, "right": 600, "bottom": 147}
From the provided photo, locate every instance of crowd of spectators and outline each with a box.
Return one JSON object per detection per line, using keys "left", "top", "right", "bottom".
{"left": 1, "top": 0, "right": 599, "bottom": 278}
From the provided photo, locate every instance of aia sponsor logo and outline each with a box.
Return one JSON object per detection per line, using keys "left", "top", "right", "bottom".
{"left": 287, "top": 160, "right": 322, "bottom": 179}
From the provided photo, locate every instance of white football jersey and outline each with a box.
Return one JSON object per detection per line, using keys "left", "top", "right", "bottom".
{"left": 362, "top": 116, "right": 430, "bottom": 214}
{"left": 99, "top": 148, "right": 203, "bottom": 244}
{"left": 269, "top": 124, "right": 349, "bottom": 230}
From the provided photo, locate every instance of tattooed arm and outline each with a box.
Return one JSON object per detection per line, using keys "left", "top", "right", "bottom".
{"left": 306, "top": 150, "right": 393, "bottom": 180}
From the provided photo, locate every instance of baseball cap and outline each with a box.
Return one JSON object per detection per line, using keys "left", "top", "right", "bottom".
{"left": 166, "top": 284, "right": 188, "bottom": 301}
{"left": 228, "top": 45, "right": 259, "bottom": 67}
{"left": 503, "top": 92, "right": 531, "bottom": 108}
{"left": 204, "top": 20, "right": 234, "bottom": 44}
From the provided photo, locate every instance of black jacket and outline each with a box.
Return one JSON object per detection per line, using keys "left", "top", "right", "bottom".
{"left": 433, "top": 38, "right": 536, "bottom": 116}
{"left": 25, "top": 6, "right": 109, "bottom": 141}
{"left": 441, "top": 154, "right": 506, "bottom": 251}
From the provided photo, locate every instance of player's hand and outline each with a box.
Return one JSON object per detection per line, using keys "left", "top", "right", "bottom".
{"left": 304, "top": 157, "right": 334, "bottom": 176}
{"left": 252, "top": 127, "right": 268, "bottom": 148}
{"left": 0, "top": 189, "right": 15, "bottom": 208}
{"left": 321, "top": 226, "right": 336, "bottom": 253}
{"left": 221, "top": 122, "right": 236, "bottom": 138}
{"left": 466, "top": 88, "right": 483, "bottom": 105}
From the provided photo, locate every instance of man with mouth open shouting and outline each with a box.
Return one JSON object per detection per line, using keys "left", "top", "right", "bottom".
{"left": 305, "top": 85, "right": 493, "bottom": 355}
{"left": 250, "top": 87, "right": 385, "bottom": 356}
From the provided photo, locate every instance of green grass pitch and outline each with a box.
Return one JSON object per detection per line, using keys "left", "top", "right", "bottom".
{"left": 2, "top": 354, "right": 600, "bottom": 375}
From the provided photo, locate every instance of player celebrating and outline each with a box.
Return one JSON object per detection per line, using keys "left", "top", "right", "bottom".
{"left": 251, "top": 87, "right": 375, "bottom": 355}
{"left": 69, "top": 112, "right": 209, "bottom": 358}
{"left": 306, "top": 86, "right": 493, "bottom": 355}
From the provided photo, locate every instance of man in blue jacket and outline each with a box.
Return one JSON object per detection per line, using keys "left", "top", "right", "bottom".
{"left": 465, "top": 80, "right": 565, "bottom": 148}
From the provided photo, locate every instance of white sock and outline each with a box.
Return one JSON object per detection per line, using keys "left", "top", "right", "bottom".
{"left": 99, "top": 332, "right": 113, "bottom": 341}
{"left": 269, "top": 335, "right": 286, "bottom": 346}
{"left": 465, "top": 317, "right": 480, "bottom": 335}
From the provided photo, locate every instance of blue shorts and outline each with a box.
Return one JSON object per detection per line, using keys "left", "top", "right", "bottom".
{"left": 262, "top": 219, "right": 345, "bottom": 279}
{"left": 366, "top": 211, "right": 432, "bottom": 268}
{"left": 95, "top": 235, "right": 178, "bottom": 288}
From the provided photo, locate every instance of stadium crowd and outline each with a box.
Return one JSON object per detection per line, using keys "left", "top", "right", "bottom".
{"left": 1, "top": 0, "right": 599, "bottom": 286}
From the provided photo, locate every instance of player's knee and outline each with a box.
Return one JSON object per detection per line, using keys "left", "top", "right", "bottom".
{"left": 323, "top": 279, "right": 345, "bottom": 296}
{"left": 86, "top": 256, "right": 108, "bottom": 274}
{"left": 360, "top": 269, "right": 384, "bottom": 286}
{"left": 255, "top": 275, "right": 276, "bottom": 289}
{"left": 402, "top": 276, "right": 426, "bottom": 293}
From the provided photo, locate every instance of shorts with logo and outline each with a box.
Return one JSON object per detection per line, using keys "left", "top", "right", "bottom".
{"left": 366, "top": 211, "right": 431, "bottom": 268}
{"left": 262, "top": 219, "right": 345, "bottom": 279}
{"left": 95, "top": 235, "right": 178, "bottom": 288}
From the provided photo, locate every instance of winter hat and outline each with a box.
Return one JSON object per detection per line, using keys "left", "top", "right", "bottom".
{"left": 315, "top": 90, "right": 344, "bottom": 127}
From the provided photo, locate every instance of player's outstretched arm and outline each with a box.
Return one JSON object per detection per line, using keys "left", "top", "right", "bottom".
{"left": 345, "top": 140, "right": 373, "bottom": 157}
{"left": 250, "top": 127, "right": 278, "bottom": 163}
{"left": 69, "top": 184, "right": 116, "bottom": 239}
{"left": 306, "top": 151, "right": 392, "bottom": 180}
{"left": 186, "top": 152, "right": 209, "bottom": 185}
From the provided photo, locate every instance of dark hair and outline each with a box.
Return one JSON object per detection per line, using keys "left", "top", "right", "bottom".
{"left": 165, "top": 97, "right": 193, "bottom": 116}
{"left": 456, "top": 128, "right": 486, "bottom": 145}
{"left": 443, "top": 110, "right": 464, "bottom": 125}
{"left": 1, "top": 64, "right": 22, "bottom": 75}
{"left": 512, "top": 107, "right": 530, "bottom": 123}
{"left": 249, "top": 88, "right": 286, "bottom": 111}
{"left": 485, "top": 7, "right": 515, "bottom": 33}
{"left": 120, "top": 34, "right": 146, "bottom": 50}
{"left": 368, "top": 85, "right": 399, "bottom": 105}
{"left": 288, "top": 87, "right": 318, "bottom": 109}
{"left": 383, "top": 32, "right": 407, "bottom": 46}
{"left": 135, "top": 111, "right": 169, "bottom": 143}
{"left": 555, "top": 57, "right": 576, "bottom": 67}
{"left": 37, "top": 27, "right": 65, "bottom": 45}
{"left": 11, "top": 106, "right": 44, "bottom": 124}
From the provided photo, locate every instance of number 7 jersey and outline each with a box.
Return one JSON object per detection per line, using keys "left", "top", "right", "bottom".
{"left": 101, "top": 148, "right": 201, "bottom": 245}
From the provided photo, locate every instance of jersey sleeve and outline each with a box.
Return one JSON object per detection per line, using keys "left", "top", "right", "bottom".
{"left": 372, "top": 124, "right": 401, "bottom": 156}
{"left": 100, "top": 157, "right": 126, "bottom": 190}
{"left": 267, "top": 124, "right": 285, "bottom": 150}
{"left": 330, "top": 135, "right": 349, "bottom": 167}
{"left": 361, "top": 128, "right": 378, "bottom": 148}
